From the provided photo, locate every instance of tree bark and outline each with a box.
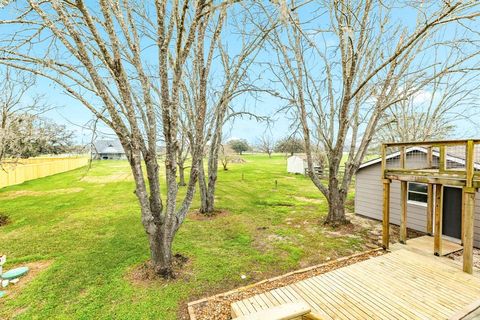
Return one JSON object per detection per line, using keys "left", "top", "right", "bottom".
{"left": 198, "top": 160, "right": 209, "bottom": 213}
{"left": 147, "top": 227, "right": 174, "bottom": 277}
{"left": 198, "top": 153, "right": 218, "bottom": 214}
{"left": 178, "top": 163, "right": 186, "bottom": 186}
{"left": 324, "top": 186, "right": 348, "bottom": 226}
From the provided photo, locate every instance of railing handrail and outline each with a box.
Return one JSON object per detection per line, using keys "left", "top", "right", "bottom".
{"left": 383, "top": 139, "right": 480, "bottom": 148}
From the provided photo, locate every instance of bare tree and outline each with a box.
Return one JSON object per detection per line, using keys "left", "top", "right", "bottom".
{"left": 219, "top": 143, "right": 234, "bottom": 171}
{"left": 257, "top": 133, "right": 275, "bottom": 157}
{"left": 0, "top": 68, "right": 50, "bottom": 164}
{"left": 265, "top": 1, "right": 480, "bottom": 225}
{"left": 377, "top": 70, "right": 480, "bottom": 143}
{"left": 181, "top": 3, "right": 269, "bottom": 215}
{"left": 0, "top": 0, "right": 239, "bottom": 277}
{"left": 275, "top": 135, "right": 304, "bottom": 156}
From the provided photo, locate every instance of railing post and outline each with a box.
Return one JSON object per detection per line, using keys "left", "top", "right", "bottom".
{"left": 427, "top": 146, "right": 433, "bottom": 169}
{"left": 439, "top": 146, "right": 446, "bottom": 172}
{"left": 466, "top": 140, "right": 474, "bottom": 188}
{"left": 400, "top": 146, "right": 406, "bottom": 169}
{"left": 381, "top": 144, "right": 387, "bottom": 178}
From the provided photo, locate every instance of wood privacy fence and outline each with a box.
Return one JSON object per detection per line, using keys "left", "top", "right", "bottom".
{"left": 0, "top": 157, "right": 89, "bottom": 188}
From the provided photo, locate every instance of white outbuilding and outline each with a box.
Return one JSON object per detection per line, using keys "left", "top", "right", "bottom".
{"left": 287, "top": 155, "right": 307, "bottom": 174}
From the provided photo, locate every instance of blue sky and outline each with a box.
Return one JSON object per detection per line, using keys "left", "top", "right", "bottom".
{"left": 2, "top": 1, "right": 480, "bottom": 146}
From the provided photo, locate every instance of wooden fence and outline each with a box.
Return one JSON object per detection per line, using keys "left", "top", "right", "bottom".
{"left": 0, "top": 157, "right": 89, "bottom": 188}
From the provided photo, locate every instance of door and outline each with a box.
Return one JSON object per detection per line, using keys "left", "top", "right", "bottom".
{"left": 442, "top": 187, "right": 462, "bottom": 240}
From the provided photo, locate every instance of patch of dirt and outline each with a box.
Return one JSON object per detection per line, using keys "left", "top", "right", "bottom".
{"left": 0, "top": 214, "right": 9, "bottom": 226}
{"left": 81, "top": 173, "right": 132, "bottom": 183}
{"left": 293, "top": 196, "right": 323, "bottom": 204}
{"left": 187, "top": 249, "right": 385, "bottom": 320}
{"left": 447, "top": 248, "right": 480, "bottom": 270}
{"left": 340, "top": 212, "right": 425, "bottom": 249}
{"left": 189, "top": 210, "right": 230, "bottom": 221}
{"left": 0, "top": 188, "right": 84, "bottom": 200}
{"left": 0, "top": 260, "right": 53, "bottom": 301}
{"left": 127, "top": 254, "right": 193, "bottom": 287}
{"left": 230, "top": 158, "right": 246, "bottom": 164}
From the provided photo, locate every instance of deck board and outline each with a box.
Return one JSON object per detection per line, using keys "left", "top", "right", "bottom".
{"left": 231, "top": 249, "right": 480, "bottom": 319}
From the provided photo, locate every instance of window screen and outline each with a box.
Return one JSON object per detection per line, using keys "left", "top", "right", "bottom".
{"left": 408, "top": 182, "right": 428, "bottom": 203}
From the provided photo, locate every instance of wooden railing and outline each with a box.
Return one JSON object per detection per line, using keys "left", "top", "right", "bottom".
{"left": 381, "top": 139, "right": 480, "bottom": 187}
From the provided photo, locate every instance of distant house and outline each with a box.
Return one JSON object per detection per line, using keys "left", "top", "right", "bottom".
{"left": 287, "top": 155, "right": 323, "bottom": 175}
{"left": 92, "top": 139, "right": 127, "bottom": 160}
{"left": 355, "top": 146, "right": 480, "bottom": 248}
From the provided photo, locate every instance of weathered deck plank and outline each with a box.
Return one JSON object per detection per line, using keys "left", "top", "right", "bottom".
{"left": 231, "top": 249, "right": 480, "bottom": 319}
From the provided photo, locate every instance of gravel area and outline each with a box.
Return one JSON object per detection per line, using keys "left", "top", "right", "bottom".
{"left": 448, "top": 247, "right": 480, "bottom": 270}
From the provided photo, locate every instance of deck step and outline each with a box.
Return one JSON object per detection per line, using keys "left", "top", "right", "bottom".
{"left": 232, "top": 301, "right": 316, "bottom": 320}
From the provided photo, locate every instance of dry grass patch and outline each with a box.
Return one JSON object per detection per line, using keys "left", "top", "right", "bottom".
{"left": 0, "top": 188, "right": 84, "bottom": 200}
{"left": 80, "top": 173, "right": 132, "bottom": 183}
{"left": 293, "top": 196, "right": 323, "bottom": 204}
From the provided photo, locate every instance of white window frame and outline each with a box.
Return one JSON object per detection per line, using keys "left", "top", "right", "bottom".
{"left": 407, "top": 182, "right": 428, "bottom": 207}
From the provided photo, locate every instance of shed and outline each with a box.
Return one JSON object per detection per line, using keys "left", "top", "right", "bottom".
{"left": 92, "top": 139, "right": 127, "bottom": 160}
{"left": 355, "top": 146, "right": 480, "bottom": 248}
{"left": 287, "top": 155, "right": 307, "bottom": 174}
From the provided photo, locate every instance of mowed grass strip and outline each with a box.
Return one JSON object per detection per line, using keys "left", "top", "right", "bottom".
{"left": 0, "top": 154, "right": 366, "bottom": 319}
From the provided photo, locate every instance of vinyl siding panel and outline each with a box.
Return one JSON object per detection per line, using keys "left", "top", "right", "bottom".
{"left": 355, "top": 160, "right": 480, "bottom": 248}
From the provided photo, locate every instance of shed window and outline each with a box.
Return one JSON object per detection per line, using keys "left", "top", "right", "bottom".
{"left": 408, "top": 182, "right": 428, "bottom": 205}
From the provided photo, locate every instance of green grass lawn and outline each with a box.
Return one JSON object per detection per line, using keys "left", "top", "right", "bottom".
{"left": 0, "top": 154, "right": 368, "bottom": 319}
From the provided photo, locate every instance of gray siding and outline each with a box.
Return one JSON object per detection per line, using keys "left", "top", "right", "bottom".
{"left": 355, "top": 162, "right": 480, "bottom": 248}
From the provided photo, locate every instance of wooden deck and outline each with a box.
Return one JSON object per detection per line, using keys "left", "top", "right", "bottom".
{"left": 231, "top": 249, "right": 480, "bottom": 319}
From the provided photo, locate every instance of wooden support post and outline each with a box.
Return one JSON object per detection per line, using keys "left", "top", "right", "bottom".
{"left": 462, "top": 188, "right": 465, "bottom": 245}
{"left": 463, "top": 187, "right": 475, "bottom": 274}
{"left": 434, "top": 184, "right": 443, "bottom": 256}
{"left": 463, "top": 141, "right": 475, "bottom": 274}
{"left": 426, "top": 184, "right": 434, "bottom": 236}
{"left": 439, "top": 146, "right": 446, "bottom": 172}
{"left": 400, "top": 181, "right": 407, "bottom": 244}
{"left": 382, "top": 179, "right": 391, "bottom": 250}
{"left": 381, "top": 144, "right": 387, "bottom": 178}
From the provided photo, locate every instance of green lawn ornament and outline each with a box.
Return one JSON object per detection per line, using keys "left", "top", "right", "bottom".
{"left": 0, "top": 255, "right": 29, "bottom": 290}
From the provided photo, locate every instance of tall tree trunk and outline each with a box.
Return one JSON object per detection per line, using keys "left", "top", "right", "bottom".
{"left": 147, "top": 227, "right": 173, "bottom": 277}
{"left": 204, "top": 150, "right": 218, "bottom": 214}
{"left": 324, "top": 187, "right": 348, "bottom": 226}
{"left": 323, "top": 152, "right": 349, "bottom": 225}
{"left": 129, "top": 151, "right": 176, "bottom": 277}
{"left": 198, "top": 159, "right": 209, "bottom": 213}
{"left": 178, "top": 163, "right": 186, "bottom": 186}
{"left": 199, "top": 134, "right": 221, "bottom": 215}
